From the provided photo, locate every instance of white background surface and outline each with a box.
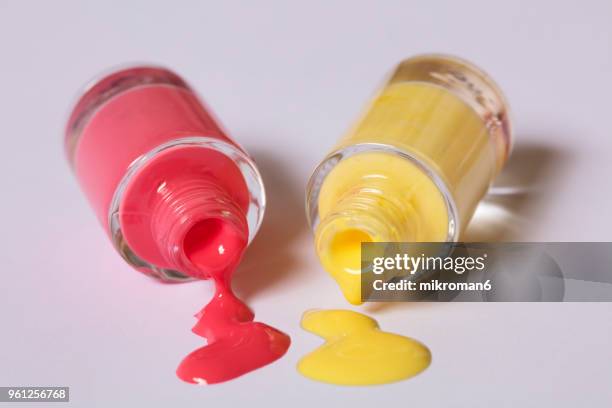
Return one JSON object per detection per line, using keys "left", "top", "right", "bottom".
{"left": 1, "top": 1, "right": 611, "bottom": 407}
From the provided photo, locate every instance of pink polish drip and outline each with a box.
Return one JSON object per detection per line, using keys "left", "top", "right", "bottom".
{"left": 176, "top": 223, "right": 290, "bottom": 384}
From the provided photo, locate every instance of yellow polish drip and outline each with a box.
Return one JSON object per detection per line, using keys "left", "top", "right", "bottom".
{"left": 308, "top": 55, "right": 512, "bottom": 304}
{"left": 298, "top": 309, "right": 431, "bottom": 385}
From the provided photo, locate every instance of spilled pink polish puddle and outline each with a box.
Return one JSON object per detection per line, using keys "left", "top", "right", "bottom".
{"left": 175, "top": 219, "right": 290, "bottom": 384}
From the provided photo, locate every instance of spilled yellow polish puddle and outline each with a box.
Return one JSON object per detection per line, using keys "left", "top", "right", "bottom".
{"left": 298, "top": 309, "right": 431, "bottom": 385}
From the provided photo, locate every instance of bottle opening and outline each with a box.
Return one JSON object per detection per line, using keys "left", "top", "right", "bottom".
{"left": 183, "top": 217, "right": 247, "bottom": 279}
{"left": 328, "top": 228, "right": 372, "bottom": 275}
{"left": 111, "top": 139, "right": 264, "bottom": 282}
{"left": 316, "top": 218, "right": 380, "bottom": 305}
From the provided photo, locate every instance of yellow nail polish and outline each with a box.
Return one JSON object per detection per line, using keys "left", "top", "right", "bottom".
{"left": 297, "top": 309, "right": 431, "bottom": 385}
{"left": 306, "top": 55, "right": 512, "bottom": 304}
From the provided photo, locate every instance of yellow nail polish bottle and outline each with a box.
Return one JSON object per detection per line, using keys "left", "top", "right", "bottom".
{"left": 306, "top": 55, "right": 513, "bottom": 304}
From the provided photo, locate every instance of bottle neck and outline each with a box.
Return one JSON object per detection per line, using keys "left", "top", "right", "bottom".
{"left": 317, "top": 182, "right": 418, "bottom": 242}
{"left": 151, "top": 177, "right": 248, "bottom": 280}
{"left": 314, "top": 181, "right": 418, "bottom": 304}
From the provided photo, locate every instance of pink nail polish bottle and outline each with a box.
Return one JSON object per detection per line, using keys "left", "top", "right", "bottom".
{"left": 65, "top": 66, "right": 265, "bottom": 280}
